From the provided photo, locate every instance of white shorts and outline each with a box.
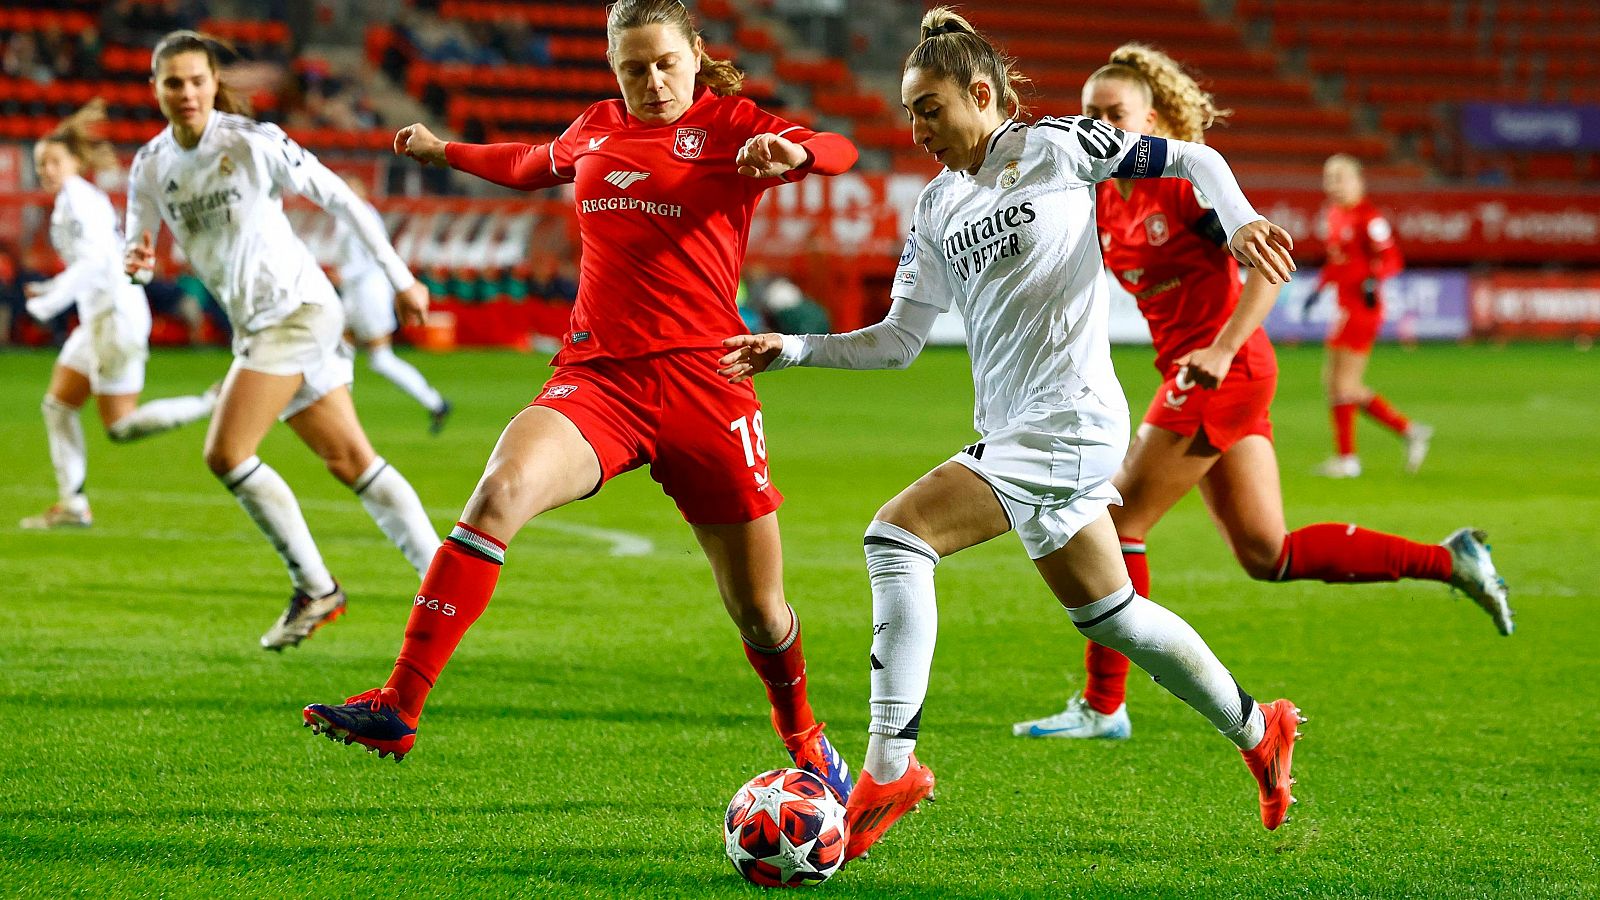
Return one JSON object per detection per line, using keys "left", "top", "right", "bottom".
{"left": 340, "top": 270, "right": 396, "bottom": 344}
{"left": 59, "top": 306, "right": 153, "bottom": 395}
{"left": 230, "top": 300, "right": 354, "bottom": 421}
{"left": 948, "top": 396, "right": 1130, "bottom": 559}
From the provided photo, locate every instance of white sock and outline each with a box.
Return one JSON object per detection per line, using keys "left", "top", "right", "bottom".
{"left": 1069, "top": 585, "right": 1267, "bottom": 750}
{"left": 367, "top": 345, "right": 444, "bottom": 413}
{"left": 353, "top": 457, "right": 441, "bottom": 576}
{"left": 41, "top": 396, "right": 87, "bottom": 502}
{"left": 862, "top": 520, "right": 940, "bottom": 782}
{"left": 220, "top": 456, "right": 335, "bottom": 598}
{"left": 107, "top": 392, "right": 217, "bottom": 443}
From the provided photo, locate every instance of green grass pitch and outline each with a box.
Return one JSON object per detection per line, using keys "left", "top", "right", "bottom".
{"left": 1, "top": 342, "right": 1596, "bottom": 898}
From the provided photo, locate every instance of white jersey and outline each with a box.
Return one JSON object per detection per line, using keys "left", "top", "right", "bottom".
{"left": 29, "top": 174, "right": 149, "bottom": 324}
{"left": 330, "top": 199, "right": 386, "bottom": 287}
{"left": 126, "top": 111, "right": 414, "bottom": 334}
{"left": 889, "top": 116, "right": 1261, "bottom": 436}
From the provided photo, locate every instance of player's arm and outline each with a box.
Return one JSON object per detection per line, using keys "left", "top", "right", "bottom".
{"left": 1042, "top": 116, "right": 1294, "bottom": 283}
{"left": 123, "top": 152, "right": 161, "bottom": 283}
{"left": 718, "top": 298, "right": 941, "bottom": 383}
{"left": 396, "top": 117, "right": 576, "bottom": 193}
{"left": 1177, "top": 269, "right": 1279, "bottom": 389}
{"left": 732, "top": 103, "right": 859, "bottom": 181}
{"left": 1362, "top": 211, "right": 1403, "bottom": 306}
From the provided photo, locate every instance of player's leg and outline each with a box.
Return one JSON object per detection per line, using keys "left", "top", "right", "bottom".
{"left": 1319, "top": 346, "right": 1364, "bottom": 476}
{"left": 844, "top": 462, "right": 1009, "bottom": 858}
{"left": 204, "top": 365, "right": 349, "bottom": 648}
{"left": 1344, "top": 342, "right": 1432, "bottom": 472}
{"left": 1201, "top": 436, "right": 1511, "bottom": 633}
{"left": 693, "top": 513, "right": 852, "bottom": 802}
{"left": 284, "top": 385, "right": 439, "bottom": 576}
{"left": 22, "top": 362, "right": 94, "bottom": 529}
{"left": 1013, "top": 424, "right": 1216, "bottom": 738}
{"left": 362, "top": 335, "right": 453, "bottom": 433}
{"left": 305, "top": 404, "right": 603, "bottom": 756}
{"left": 98, "top": 387, "right": 217, "bottom": 444}
{"left": 1035, "top": 512, "right": 1302, "bottom": 830}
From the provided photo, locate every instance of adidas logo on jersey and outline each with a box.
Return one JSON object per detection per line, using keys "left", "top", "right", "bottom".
{"left": 604, "top": 171, "right": 651, "bottom": 190}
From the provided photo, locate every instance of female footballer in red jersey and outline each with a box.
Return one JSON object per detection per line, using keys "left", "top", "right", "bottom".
{"left": 1011, "top": 45, "right": 1513, "bottom": 743}
{"left": 1315, "top": 154, "right": 1430, "bottom": 478}
{"left": 302, "top": 0, "right": 859, "bottom": 801}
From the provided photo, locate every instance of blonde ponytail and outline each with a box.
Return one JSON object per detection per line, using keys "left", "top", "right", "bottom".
{"left": 41, "top": 98, "right": 118, "bottom": 176}
{"left": 1090, "top": 43, "right": 1228, "bottom": 142}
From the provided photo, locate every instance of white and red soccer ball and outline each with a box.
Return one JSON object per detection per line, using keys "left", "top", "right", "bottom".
{"left": 724, "top": 768, "right": 848, "bottom": 887}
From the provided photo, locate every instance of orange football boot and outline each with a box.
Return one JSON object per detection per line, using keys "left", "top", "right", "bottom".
{"left": 1240, "top": 698, "right": 1305, "bottom": 830}
{"left": 843, "top": 754, "right": 936, "bottom": 861}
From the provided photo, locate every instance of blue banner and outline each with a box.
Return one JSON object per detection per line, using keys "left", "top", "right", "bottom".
{"left": 1262, "top": 269, "right": 1471, "bottom": 343}
{"left": 1461, "top": 103, "right": 1600, "bottom": 151}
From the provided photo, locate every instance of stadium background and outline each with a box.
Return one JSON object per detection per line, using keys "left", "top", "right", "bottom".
{"left": 2, "top": 2, "right": 1598, "bottom": 897}
{"left": 2, "top": 0, "right": 1599, "bottom": 349}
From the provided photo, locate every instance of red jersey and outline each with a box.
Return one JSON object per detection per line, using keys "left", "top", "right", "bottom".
{"left": 1096, "top": 178, "right": 1275, "bottom": 377}
{"left": 1319, "top": 198, "right": 1403, "bottom": 295}
{"left": 446, "top": 88, "right": 856, "bottom": 365}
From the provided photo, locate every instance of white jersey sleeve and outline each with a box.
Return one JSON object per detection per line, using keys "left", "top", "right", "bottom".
{"left": 255, "top": 124, "right": 415, "bottom": 292}
{"left": 768, "top": 297, "right": 941, "bottom": 372}
{"left": 31, "top": 177, "right": 136, "bottom": 321}
{"left": 124, "top": 147, "right": 162, "bottom": 284}
{"left": 1035, "top": 115, "right": 1264, "bottom": 243}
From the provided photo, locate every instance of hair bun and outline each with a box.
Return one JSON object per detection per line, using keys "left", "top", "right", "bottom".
{"left": 926, "top": 20, "right": 965, "bottom": 38}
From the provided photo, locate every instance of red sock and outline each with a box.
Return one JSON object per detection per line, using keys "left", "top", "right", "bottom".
{"left": 742, "top": 606, "right": 816, "bottom": 740}
{"left": 1361, "top": 394, "right": 1411, "bottom": 435}
{"left": 385, "top": 523, "right": 503, "bottom": 720}
{"left": 1332, "top": 403, "right": 1358, "bottom": 455}
{"left": 1275, "top": 523, "right": 1452, "bottom": 583}
{"left": 1083, "top": 538, "right": 1144, "bottom": 715}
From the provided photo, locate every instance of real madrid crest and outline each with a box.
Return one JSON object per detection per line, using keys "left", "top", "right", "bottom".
{"left": 999, "top": 159, "right": 1020, "bottom": 189}
{"left": 218, "top": 154, "right": 235, "bottom": 177}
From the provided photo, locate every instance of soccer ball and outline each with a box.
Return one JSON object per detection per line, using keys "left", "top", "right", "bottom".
{"left": 723, "top": 767, "right": 849, "bottom": 887}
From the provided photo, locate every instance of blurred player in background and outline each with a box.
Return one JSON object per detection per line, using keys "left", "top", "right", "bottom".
{"left": 124, "top": 31, "right": 440, "bottom": 650}
{"left": 1313, "top": 153, "right": 1430, "bottom": 478}
{"left": 1010, "top": 46, "right": 1514, "bottom": 743}
{"left": 721, "top": 8, "right": 1304, "bottom": 855}
{"left": 20, "top": 99, "right": 217, "bottom": 531}
{"left": 303, "top": 0, "right": 860, "bottom": 804}
{"left": 330, "top": 174, "right": 453, "bottom": 434}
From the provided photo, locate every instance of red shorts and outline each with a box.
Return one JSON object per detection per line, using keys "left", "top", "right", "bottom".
{"left": 1142, "top": 366, "right": 1276, "bottom": 452}
{"left": 1327, "top": 296, "right": 1384, "bottom": 352}
{"left": 529, "top": 350, "right": 782, "bottom": 525}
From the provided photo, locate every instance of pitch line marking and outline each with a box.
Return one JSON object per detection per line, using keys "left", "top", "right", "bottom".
{"left": 1, "top": 486, "right": 655, "bottom": 557}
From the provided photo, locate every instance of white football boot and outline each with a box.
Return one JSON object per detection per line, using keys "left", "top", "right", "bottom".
{"left": 1315, "top": 455, "right": 1362, "bottom": 478}
{"left": 1442, "top": 528, "right": 1514, "bottom": 636}
{"left": 261, "top": 584, "right": 348, "bottom": 650}
{"left": 1404, "top": 423, "right": 1434, "bottom": 474}
{"left": 20, "top": 496, "right": 92, "bottom": 530}
{"left": 1012, "top": 693, "right": 1131, "bottom": 740}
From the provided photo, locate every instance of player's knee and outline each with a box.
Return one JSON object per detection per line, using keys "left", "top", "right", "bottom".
{"left": 320, "top": 446, "right": 372, "bottom": 485}
{"left": 204, "top": 445, "right": 244, "bottom": 477}
{"left": 1236, "top": 535, "right": 1287, "bottom": 581}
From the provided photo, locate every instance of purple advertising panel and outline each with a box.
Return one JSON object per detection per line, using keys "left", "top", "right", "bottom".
{"left": 1262, "top": 269, "right": 1472, "bottom": 344}
{"left": 1461, "top": 103, "right": 1600, "bottom": 151}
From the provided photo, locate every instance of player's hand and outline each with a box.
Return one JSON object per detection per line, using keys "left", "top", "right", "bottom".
{"left": 1174, "top": 345, "right": 1234, "bottom": 390}
{"left": 395, "top": 280, "right": 430, "bottom": 327}
{"left": 1361, "top": 277, "right": 1379, "bottom": 309}
{"left": 395, "top": 123, "right": 448, "bottom": 167}
{"left": 736, "top": 134, "right": 808, "bottom": 179}
{"left": 718, "top": 333, "right": 784, "bottom": 383}
{"left": 23, "top": 281, "right": 46, "bottom": 299}
{"left": 124, "top": 230, "right": 156, "bottom": 279}
{"left": 1229, "top": 219, "right": 1296, "bottom": 285}
{"left": 24, "top": 295, "right": 52, "bottom": 322}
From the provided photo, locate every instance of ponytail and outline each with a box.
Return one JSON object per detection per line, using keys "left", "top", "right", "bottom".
{"left": 907, "top": 7, "right": 1030, "bottom": 118}
{"left": 41, "top": 98, "right": 118, "bottom": 177}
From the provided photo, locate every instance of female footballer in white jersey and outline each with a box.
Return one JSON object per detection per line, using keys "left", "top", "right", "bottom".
{"left": 328, "top": 174, "right": 452, "bottom": 434}
{"left": 21, "top": 100, "right": 217, "bottom": 531}
{"left": 720, "top": 9, "right": 1303, "bottom": 856}
{"left": 123, "top": 31, "right": 440, "bottom": 650}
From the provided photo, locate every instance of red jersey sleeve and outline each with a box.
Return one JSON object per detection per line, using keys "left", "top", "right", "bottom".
{"left": 1363, "top": 207, "right": 1404, "bottom": 279}
{"left": 444, "top": 116, "right": 582, "bottom": 191}
{"left": 727, "top": 98, "right": 858, "bottom": 181}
